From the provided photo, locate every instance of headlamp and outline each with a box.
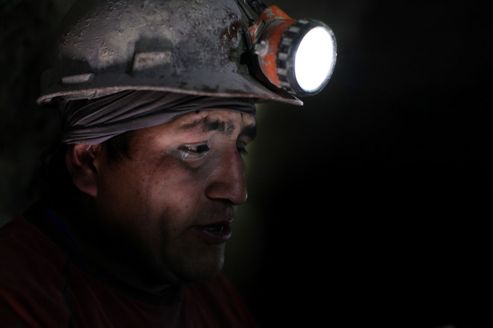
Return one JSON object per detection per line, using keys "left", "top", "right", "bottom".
{"left": 239, "top": 0, "right": 337, "bottom": 97}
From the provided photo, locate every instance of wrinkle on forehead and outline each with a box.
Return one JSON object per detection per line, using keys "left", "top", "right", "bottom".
{"left": 178, "top": 110, "right": 255, "bottom": 136}
{"left": 133, "top": 110, "right": 256, "bottom": 147}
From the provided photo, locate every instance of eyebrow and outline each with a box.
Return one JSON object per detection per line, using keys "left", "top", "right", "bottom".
{"left": 179, "top": 116, "right": 257, "bottom": 139}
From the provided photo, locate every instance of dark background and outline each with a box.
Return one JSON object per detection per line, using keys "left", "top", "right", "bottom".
{"left": 1, "top": 0, "right": 492, "bottom": 327}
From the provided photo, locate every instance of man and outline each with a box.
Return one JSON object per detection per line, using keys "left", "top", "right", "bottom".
{"left": 0, "top": 93, "right": 259, "bottom": 327}
{"left": 0, "top": 0, "right": 335, "bottom": 326}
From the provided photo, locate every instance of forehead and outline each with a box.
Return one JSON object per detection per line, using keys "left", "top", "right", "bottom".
{"left": 133, "top": 109, "right": 256, "bottom": 141}
{"left": 175, "top": 109, "right": 256, "bottom": 128}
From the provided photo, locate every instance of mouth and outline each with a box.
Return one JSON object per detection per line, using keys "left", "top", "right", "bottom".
{"left": 193, "top": 220, "right": 233, "bottom": 244}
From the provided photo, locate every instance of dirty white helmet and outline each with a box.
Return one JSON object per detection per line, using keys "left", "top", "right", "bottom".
{"left": 37, "top": 0, "right": 309, "bottom": 106}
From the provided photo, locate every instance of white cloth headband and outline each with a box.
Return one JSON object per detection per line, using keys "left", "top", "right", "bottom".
{"left": 59, "top": 91, "right": 256, "bottom": 144}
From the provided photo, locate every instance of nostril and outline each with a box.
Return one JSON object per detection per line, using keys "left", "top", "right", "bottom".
{"left": 205, "top": 180, "right": 248, "bottom": 205}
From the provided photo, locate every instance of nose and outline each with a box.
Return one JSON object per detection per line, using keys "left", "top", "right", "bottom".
{"left": 205, "top": 148, "right": 248, "bottom": 205}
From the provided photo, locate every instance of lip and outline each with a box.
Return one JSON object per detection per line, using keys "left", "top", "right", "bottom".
{"left": 192, "top": 220, "right": 233, "bottom": 245}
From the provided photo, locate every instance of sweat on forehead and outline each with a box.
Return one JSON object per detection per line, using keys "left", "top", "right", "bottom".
{"left": 177, "top": 110, "right": 255, "bottom": 134}
{"left": 130, "top": 109, "right": 257, "bottom": 146}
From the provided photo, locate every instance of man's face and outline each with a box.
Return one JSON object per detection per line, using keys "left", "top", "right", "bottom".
{"left": 93, "top": 109, "right": 256, "bottom": 283}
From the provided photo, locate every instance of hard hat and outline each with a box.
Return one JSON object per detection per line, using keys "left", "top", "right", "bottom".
{"left": 38, "top": 0, "right": 337, "bottom": 106}
{"left": 37, "top": 0, "right": 304, "bottom": 106}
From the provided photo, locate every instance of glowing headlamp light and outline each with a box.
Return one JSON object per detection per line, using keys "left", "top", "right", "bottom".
{"left": 241, "top": 0, "right": 337, "bottom": 97}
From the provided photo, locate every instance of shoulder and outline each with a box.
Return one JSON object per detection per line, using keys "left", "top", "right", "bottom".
{"left": 0, "top": 216, "right": 67, "bottom": 284}
{"left": 0, "top": 217, "right": 70, "bottom": 326}
{"left": 184, "top": 272, "right": 258, "bottom": 327}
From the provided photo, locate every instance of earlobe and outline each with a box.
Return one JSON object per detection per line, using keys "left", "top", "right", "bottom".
{"left": 65, "top": 144, "right": 102, "bottom": 198}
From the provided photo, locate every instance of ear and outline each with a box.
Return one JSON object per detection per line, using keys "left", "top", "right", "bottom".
{"left": 65, "top": 144, "right": 103, "bottom": 198}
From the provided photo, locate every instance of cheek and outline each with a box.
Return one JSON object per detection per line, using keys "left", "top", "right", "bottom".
{"left": 140, "top": 160, "right": 208, "bottom": 225}
{"left": 146, "top": 179, "right": 203, "bottom": 224}
{"left": 97, "top": 153, "right": 213, "bottom": 235}
{"left": 95, "top": 170, "right": 145, "bottom": 232}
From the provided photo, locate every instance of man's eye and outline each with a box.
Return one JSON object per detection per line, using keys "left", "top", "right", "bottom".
{"left": 177, "top": 143, "right": 210, "bottom": 160}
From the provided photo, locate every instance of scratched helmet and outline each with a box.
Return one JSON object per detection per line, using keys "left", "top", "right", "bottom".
{"left": 37, "top": 0, "right": 303, "bottom": 106}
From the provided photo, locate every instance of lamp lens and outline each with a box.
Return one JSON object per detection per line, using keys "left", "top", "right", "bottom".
{"left": 294, "top": 26, "right": 335, "bottom": 93}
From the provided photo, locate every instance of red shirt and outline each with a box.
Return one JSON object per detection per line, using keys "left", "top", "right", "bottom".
{"left": 0, "top": 216, "right": 257, "bottom": 327}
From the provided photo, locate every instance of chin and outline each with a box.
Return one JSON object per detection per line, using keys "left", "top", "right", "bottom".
{"left": 188, "top": 258, "right": 225, "bottom": 283}
{"left": 174, "top": 252, "right": 226, "bottom": 283}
